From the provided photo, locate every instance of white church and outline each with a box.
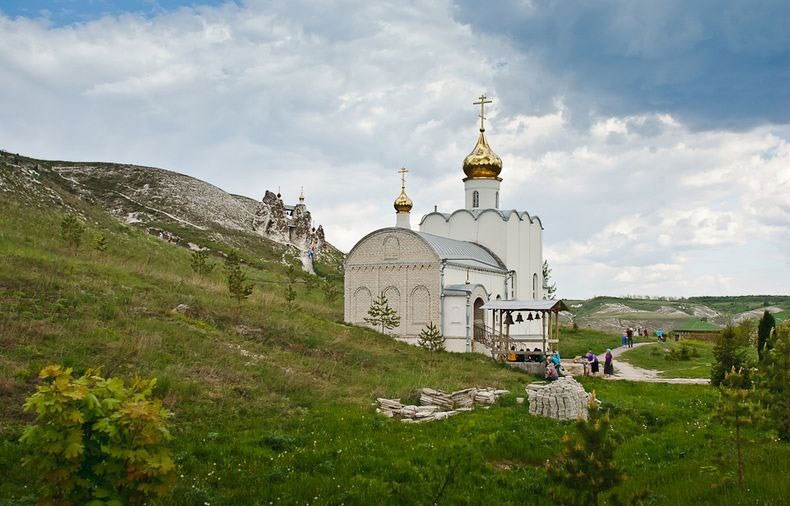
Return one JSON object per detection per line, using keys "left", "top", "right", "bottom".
{"left": 344, "top": 96, "right": 557, "bottom": 353}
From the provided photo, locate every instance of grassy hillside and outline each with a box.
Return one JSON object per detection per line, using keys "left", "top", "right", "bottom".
{"left": 564, "top": 295, "right": 790, "bottom": 334}
{"left": 1, "top": 198, "right": 789, "bottom": 504}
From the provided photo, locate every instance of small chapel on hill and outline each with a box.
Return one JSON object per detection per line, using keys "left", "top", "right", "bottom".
{"left": 344, "top": 96, "right": 552, "bottom": 353}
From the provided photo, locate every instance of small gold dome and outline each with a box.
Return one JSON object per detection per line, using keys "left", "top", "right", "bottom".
{"left": 462, "top": 130, "right": 502, "bottom": 180}
{"left": 394, "top": 188, "right": 413, "bottom": 213}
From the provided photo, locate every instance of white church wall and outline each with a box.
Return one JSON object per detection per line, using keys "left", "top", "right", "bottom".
{"left": 344, "top": 228, "right": 441, "bottom": 336}
{"left": 442, "top": 295, "right": 466, "bottom": 340}
{"left": 443, "top": 267, "right": 506, "bottom": 301}
{"left": 476, "top": 211, "right": 507, "bottom": 262}
{"left": 419, "top": 213, "right": 449, "bottom": 237}
{"left": 446, "top": 212, "right": 477, "bottom": 243}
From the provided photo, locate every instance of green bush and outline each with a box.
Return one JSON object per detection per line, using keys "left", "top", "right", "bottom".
{"left": 19, "top": 365, "right": 175, "bottom": 506}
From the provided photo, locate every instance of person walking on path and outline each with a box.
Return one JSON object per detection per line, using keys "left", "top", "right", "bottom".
{"left": 626, "top": 327, "right": 634, "bottom": 348}
{"left": 604, "top": 348, "right": 614, "bottom": 376}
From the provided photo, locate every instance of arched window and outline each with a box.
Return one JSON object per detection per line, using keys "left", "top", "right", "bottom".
{"left": 532, "top": 273, "right": 538, "bottom": 299}
{"left": 383, "top": 286, "right": 400, "bottom": 316}
{"left": 472, "top": 191, "right": 479, "bottom": 208}
{"left": 411, "top": 285, "right": 430, "bottom": 325}
{"left": 354, "top": 287, "right": 372, "bottom": 321}
{"left": 383, "top": 235, "right": 399, "bottom": 260}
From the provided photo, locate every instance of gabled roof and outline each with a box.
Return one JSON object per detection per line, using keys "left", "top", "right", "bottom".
{"left": 480, "top": 299, "right": 568, "bottom": 312}
{"left": 345, "top": 228, "right": 508, "bottom": 273}
{"left": 415, "top": 231, "right": 507, "bottom": 272}
{"left": 674, "top": 318, "right": 721, "bottom": 332}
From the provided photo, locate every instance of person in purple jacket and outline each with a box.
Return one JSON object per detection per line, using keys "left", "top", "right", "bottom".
{"left": 604, "top": 349, "right": 614, "bottom": 376}
{"left": 584, "top": 350, "right": 599, "bottom": 375}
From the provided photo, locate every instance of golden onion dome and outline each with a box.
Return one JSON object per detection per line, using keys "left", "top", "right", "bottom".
{"left": 394, "top": 187, "right": 413, "bottom": 213}
{"left": 463, "top": 130, "right": 502, "bottom": 180}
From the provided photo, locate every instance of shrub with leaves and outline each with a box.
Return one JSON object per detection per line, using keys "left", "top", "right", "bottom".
{"left": 61, "top": 213, "right": 85, "bottom": 250}
{"left": 364, "top": 293, "right": 400, "bottom": 334}
{"left": 190, "top": 249, "right": 215, "bottom": 275}
{"left": 546, "top": 399, "right": 623, "bottom": 506}
{"left": 418, "top": 322, "right": 445, "bottom": 353}
{"left": 93, "top": 232, "right": 108, "bottom": 253}
{"left": 225, "top": 250, "right": 254, "bottom": 307}
{"left": 20, "top": 365, "right": 175, "bottom": 506}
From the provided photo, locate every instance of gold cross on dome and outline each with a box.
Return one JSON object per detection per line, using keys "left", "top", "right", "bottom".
{"left": 473, "top": 94, "right": 492, "bottom": 131}
{"left": 398, "top": 167, "right": 408, "bottom": 189}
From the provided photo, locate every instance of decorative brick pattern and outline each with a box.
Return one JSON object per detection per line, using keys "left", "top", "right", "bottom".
{"left": 345, "top": 229, "right": 441, "bottom": 337}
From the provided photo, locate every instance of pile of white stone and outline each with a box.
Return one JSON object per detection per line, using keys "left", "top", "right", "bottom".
{"left": 377, "top": 387, "right": 509, "bottom": 423}
{"left": 525, "top": 377, "right": 594, "bottom": 421}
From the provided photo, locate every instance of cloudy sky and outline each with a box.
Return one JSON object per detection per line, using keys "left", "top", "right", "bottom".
{"left": 1, "top": 0, "right": 788, "bottom": 298}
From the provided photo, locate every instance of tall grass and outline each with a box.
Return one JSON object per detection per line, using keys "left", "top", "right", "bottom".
{"left": 1, "top": 199, "right": 788, "bottom": 505}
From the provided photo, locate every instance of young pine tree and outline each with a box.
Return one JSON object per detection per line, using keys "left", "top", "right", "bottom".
{"left": 60, "top": 213, "right": 84, "bottom": 250}
{"left": 285, "top": 282, "right": 297, "bottom": 311}
{"left": 546, "top": 399, "right": 623, "bottom": 506}
{"left": 714, "top": 368, "right": 765, "bottom": 486}
{"left": 755, "top": 321, "right": 790, "bottom": 440}
{"left": 322, "top": 279, "right": 340, "bottom": 303}
{"left": 364, "top": 293, "right": 401, "bottom": 334}
{"left": 542, "top": 259, "right": 557, "bottom": 299}
{"left": 190, "top": 249, "right": 215, "bottom": 275}
{"left": 418, "top": 322, "right": 445, "bottom": 353}
{"left": 225, "top": 250, "right": 254, "bottom": 309}
{"left": 757, "top": 310, "right": 777, "bottom": 361}
{"left": 711, "top": 325, "right": 751, "bottom": 387}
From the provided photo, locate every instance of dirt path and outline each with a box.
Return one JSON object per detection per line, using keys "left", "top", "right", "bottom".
{"left": 601, "top": 342, "right": 710, "bottom": 385}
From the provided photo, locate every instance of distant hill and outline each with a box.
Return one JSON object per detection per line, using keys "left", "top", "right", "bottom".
{"left": 0, "top": 151, "right": 343, "bottom": 273}
{"left": 563, "top": 295, "right": 790, "bottom": 333}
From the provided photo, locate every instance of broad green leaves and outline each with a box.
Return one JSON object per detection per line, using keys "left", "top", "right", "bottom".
{"left": 20, "top": 365, "right": 175, "bottom": 505}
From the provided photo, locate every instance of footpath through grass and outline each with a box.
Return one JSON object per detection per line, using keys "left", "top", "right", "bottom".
{"left": 618, "top": 340, "right": 715, "bottom": 378}
{"left": 1, "top": 199, "right": 789, "bottom": 505}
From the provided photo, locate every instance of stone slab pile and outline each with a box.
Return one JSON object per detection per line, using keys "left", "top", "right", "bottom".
{"left": 377, "top": 387, "right": 509, "bottom": 423}
{"left": 525, "top": 377, "right": 593, "bottom": 421}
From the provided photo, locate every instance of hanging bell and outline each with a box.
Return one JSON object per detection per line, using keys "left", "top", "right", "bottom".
{"left": 535, "top": 312, "right": 541, "bottom": 320}
{"left": 527, "top": 312, "right": 534, "bottom": 321}
{"left": 515, "top": 312, "right": 524, "bottom": 323}
{"left": 504, "top": 312, "right": 515, "bottom": 326}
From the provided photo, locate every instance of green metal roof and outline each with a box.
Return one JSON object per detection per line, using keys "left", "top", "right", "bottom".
{"left": 674, "top": 318, "right": 722, "bottom": 332}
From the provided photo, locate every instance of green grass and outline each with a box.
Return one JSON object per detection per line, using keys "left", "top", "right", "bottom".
{"left": 1, "top": 187, "right": 789, "bottom": 505}
{"left": 558, "top": 326, "right": 650, "bottom": 358}
{"left": 618, "top": 341, "right": 714, "bottom": 378}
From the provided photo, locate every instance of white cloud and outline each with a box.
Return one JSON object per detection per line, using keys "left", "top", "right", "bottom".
{"left": 0, "top": 1, "right": 788, "bottom": 298}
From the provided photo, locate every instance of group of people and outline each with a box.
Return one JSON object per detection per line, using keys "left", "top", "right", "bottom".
{"left": 621, "top": 326, "right": 648, "bottom": 348}
{"left": 582, "top": 349, "right": 614, "bottom": 376}
{"left": 544, "top": 350, "right": 562, "bottom": 380}
{"left": 544, "top": 348, "right": 615, "bottom": 380}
